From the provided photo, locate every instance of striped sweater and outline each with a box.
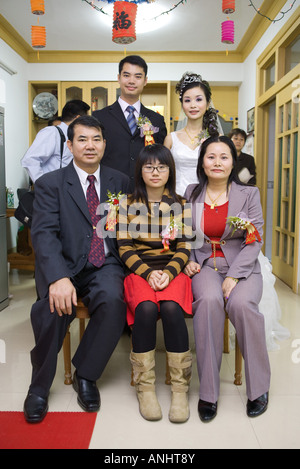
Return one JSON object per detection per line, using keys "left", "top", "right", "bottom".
{"left": 117, "top": 189, "right": 192, "bottom": 281}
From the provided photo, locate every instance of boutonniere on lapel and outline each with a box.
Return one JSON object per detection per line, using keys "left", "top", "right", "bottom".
{"left": 227, "top": 214, "right": 261, "bottom": 244}
{"left": 160, "top": 216, "right": 185, "bottom": 252}
{"left": 137, "top": 115, "right": 159, "bottom": 146}
{"left": 105, "top": 190, "right": 126, "bottom": 231}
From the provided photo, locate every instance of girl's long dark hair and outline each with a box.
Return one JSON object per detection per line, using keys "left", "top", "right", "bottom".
{"left": 190, "top": 135, "right": 246, "bottom": 202}
{"left": 130, "top": 144, "right": 182, "bottom": 208}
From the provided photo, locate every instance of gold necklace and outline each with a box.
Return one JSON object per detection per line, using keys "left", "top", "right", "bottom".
{"left": 206, "top": 188, "right": 227, "bottom": 209}
{"left": 184, "top": 127, "right": 200, "bottom": 145}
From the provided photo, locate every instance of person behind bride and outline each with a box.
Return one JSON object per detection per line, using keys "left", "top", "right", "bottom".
{"left": 164, "top": 72, "right": 219, "bottom": 196}
{"left": 229, "top": 131, "right": 289, "bottom": 350}
{"left": 184, "top": 135, "right": 271, "bottom": 422}
{"left": 228, "top": 127, "right": 256, "bottom": 185}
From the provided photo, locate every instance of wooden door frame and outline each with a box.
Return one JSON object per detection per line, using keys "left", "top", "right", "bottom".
{"left": 255, "top": 10, "right": 300, "bottom": 292}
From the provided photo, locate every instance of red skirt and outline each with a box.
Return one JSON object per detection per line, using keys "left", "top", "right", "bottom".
{"left": 124, "top": 272, "right": 193, "bottom": 326}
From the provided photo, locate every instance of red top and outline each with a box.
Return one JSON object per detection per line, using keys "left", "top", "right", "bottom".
{"left": 203, "top": 202, "right": 229, "bottom": 257}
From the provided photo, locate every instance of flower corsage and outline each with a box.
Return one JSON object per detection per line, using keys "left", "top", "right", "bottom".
{"left": 227, "top": 215, "right": 261, "bottom": 244}
{"left": 160, "top": 216, "right": 185, "bottom": 252}
{"left": 137, "top": 115, "right": 159, "bottom": 146}
{"left": 105, "top": 190, "right": 125, "bottom": 231}
{"left": 198, "top": 129, "right": 210, "bottom": 145}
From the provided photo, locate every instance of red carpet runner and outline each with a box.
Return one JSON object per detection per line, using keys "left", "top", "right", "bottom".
{"left": 0, "top": 412, "right": 97, "bottom": 449}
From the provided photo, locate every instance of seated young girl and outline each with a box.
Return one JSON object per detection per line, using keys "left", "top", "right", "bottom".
{"left": 117, "top": 144, "right": 193, "bottom": 423}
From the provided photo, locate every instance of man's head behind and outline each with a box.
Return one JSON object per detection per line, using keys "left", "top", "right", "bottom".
{"left": 62, "top": 100, "right": 90, "bottom": 123}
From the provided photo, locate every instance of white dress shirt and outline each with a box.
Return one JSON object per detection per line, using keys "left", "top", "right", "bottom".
{"left": 21, "top": 122, "right": 72, "bottom": 183}
{"left": 72, "top": 161, "right": 109, "bottom": 255}
{"left": 118, "top": 97, "right": 141, "bottom": 122}
{"left": 72, "top": 160, "right": 101, "bottom": 199}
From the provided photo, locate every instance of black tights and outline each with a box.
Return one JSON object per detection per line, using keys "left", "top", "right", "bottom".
{"left": 132, "top": 301, "right": 189, "bottom": 353}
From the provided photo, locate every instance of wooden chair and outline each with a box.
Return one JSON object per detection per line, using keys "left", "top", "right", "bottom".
{"left": 62, "top": 299, "right": 90, "bottom": 385}
{"left": 130, "top": 313, "right": 243, "bottom": 387}
{"left": 63, "top": 302, "right": 243, "bottom": 388}
{"left": 223, "top": 313, "right": 243, "bottom": 386}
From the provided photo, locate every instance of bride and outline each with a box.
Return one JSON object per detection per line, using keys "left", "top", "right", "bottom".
{"left": 164, "top": 72, "right": 219, "bottom": 196}
{"left": 164, "top": 71, "right": 289, "bottom": 351}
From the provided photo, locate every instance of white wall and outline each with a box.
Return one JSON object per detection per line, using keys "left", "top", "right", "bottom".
{"left": 0, "top": 39, "right": 29, "bottom": 248}
{"left": 27, "top": 61, "right": 243, "bottom": 85}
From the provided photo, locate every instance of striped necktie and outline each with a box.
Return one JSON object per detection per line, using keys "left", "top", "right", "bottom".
{"left": 126, "top": 105, "right": 137, "bottom": 135}
{"left": 86, "top": 175, "right": 105, "bottom": 268}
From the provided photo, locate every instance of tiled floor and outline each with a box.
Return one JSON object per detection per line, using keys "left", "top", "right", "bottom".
{"left": 0, "top": 269, "right": 299, "bottom": 449}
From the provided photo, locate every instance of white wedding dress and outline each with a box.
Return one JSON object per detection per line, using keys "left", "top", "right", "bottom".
{"left": 171, "top": 132, "right": 200, "bottom": 196}
{"left": 170, "top": 131, "right": 290, "bottom": 350}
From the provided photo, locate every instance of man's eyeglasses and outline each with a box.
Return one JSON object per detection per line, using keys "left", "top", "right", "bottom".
{"left": 142, "top": 165, "right": 169, "bottom": 173}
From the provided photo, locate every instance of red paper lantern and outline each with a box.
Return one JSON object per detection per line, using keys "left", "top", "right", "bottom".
{"left": 222, "top": 0, "right": 235, "bottom": 14}
{"left": 30, "top": 0, "right": 45, "bottom": 15}
{"left": 221, "top": 20, "right": 234, "bottom": 44}
{"left": 112, "top": 1, "right": 137, "bottom": 44}
{"left": 31, "top": 25, "right": 46, "bottom": 48}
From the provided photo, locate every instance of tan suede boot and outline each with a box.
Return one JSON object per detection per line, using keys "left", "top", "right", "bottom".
{"left": 130, "top": 349, "right": 162, "bottom": 421}
{"left": 166, "top": 350, "right": 192, "bottom": 423}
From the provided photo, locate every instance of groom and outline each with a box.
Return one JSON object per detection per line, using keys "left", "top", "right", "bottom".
{"left": 93, "top": 55, "right": 167, "bottom": 191}
{"left": 24, "top": 115, "right": 129, "bottom": 423}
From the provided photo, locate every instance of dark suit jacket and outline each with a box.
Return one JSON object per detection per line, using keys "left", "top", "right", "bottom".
{"left": 236, "top": 152, "right": 257, "bottom": 185}
{"left": 31, "top": 162, "right": 130, "bottom": 298}
{"left": 185, "top": 181, "right": 263, "bottom": 280}
{"left": 93, "top": 101, "right": 167, "bottom": 190}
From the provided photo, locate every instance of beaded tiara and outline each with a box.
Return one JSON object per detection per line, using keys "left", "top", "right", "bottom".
{"left": 179, "top": 74, "right": 203, "bottom": 99}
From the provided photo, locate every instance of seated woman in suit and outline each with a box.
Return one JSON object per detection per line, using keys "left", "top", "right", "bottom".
{"left": 117, "top": 144, "right": 192, "bottom": 423}
{"left": 184, "top": 135, "right": 271, "bottom": 422}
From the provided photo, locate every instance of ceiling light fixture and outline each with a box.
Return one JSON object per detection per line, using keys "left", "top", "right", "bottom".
{"left": 83, "top": 0, "right": 184, "bottom": 36}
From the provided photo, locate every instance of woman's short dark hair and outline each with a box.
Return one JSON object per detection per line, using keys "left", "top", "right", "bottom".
{"left": 190, "top": 135, "right": 244, "bottom": 202}
{"left": 67, "top": 115, "right": 106, "bottom": 141}
{"left": 130, "top": 143, "right": 182, "bottom": 206}
{"left": 228, "top": 128, "right": 247, "bottom": 142}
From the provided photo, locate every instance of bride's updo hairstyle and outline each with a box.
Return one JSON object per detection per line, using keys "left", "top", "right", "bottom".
{"left": 175, "top": 72, "right": 219, "bottom": 137}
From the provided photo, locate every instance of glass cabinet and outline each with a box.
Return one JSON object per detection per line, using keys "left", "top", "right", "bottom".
{"left": 28, "top": 80, "right": 171, "bottom": 142}
{"left": 61, "top": 82, "right": 121, "bottom": 112}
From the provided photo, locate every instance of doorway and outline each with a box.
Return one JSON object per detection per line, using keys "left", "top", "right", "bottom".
{"left": 272, "top": 83, "right": 299, "bottom": 291}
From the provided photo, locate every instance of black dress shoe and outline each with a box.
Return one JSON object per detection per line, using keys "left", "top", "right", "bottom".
{"left": 198, "top": 399, "right": 218, "bottom": 423}
{"left": 247, "top": 392, "right": 268, "bottom": 418}
{"left": 73, "top": 371, "right": 100, "bottom": 412}
{"left": 23, "top": 392, "right": 48, "bottom": 423}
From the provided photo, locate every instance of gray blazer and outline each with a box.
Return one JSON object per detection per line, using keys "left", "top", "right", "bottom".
{"left": 184, "top": 181, "right": 263, "bottom": 279}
